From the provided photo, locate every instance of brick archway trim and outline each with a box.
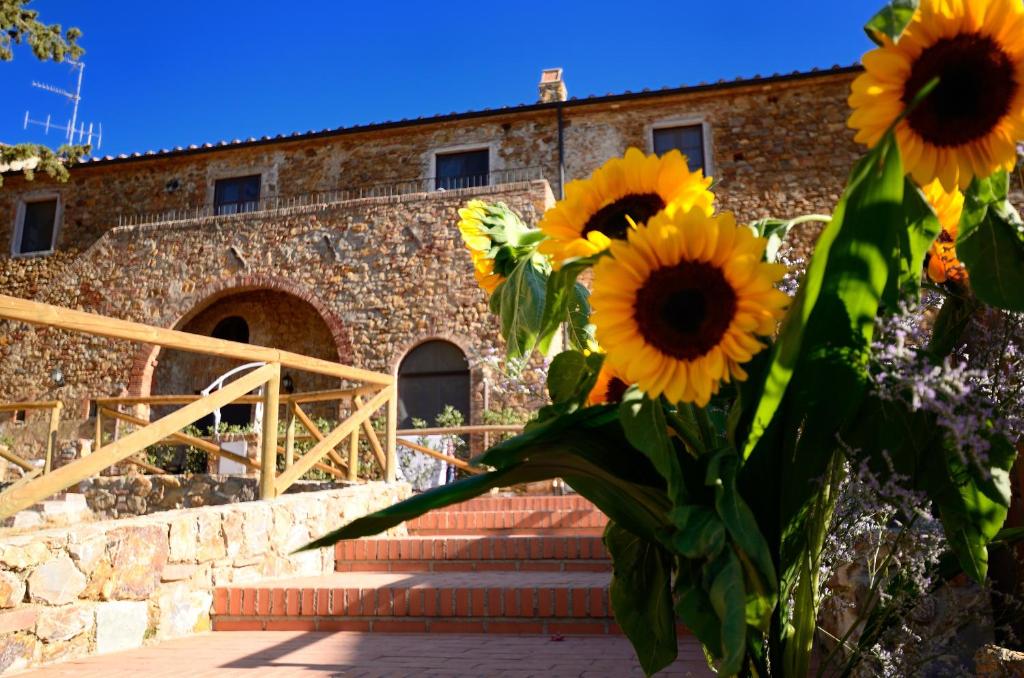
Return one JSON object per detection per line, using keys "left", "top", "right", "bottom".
{"left": 127, "top": 274, "right": 353, "bottom": 397}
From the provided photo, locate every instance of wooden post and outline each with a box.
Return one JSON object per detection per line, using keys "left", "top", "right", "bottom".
{"left": 348, "top": 430, "right": 359, "bottom": 482}
{"left": 259, "top": 363, "right": 281, "bottom": 501}
{"left": 283, "top": 402, "right": 296, "bottom": 469}
{"left": 43, "top": 402, "right": 62, "bottom": 474}
{"left": 94, "top": 407, "right": 102, "bottom": 453}
{"left": 385, "top": 385, "right": 398, "bottom": 483}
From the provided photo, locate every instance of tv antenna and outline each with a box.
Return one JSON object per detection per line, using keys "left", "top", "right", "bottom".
{"left": 23, "top": 61, "right": 103, "bottom": 149}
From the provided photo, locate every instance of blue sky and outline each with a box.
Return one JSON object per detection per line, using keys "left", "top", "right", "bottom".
{"left": 1, "top": 1, "right": 882, "bottom": 156}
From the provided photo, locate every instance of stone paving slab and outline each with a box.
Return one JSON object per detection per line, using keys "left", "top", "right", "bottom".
{"left": 14, "top": 631, "right": 714, "bottom": 677}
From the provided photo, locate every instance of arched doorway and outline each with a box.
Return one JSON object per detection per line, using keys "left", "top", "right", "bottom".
{"left": 205, "top": 316, "right": 252, "bottom": 430}
{"left": 397, "top": 340, "right": 470, "bottom": 429}
{"left": 151, "top": 290, "right": 342, "bottom": 425}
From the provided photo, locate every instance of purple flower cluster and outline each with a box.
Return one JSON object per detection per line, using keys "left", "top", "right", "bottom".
{"left": 870, "top": 298, "right": 1024, "bottom": 470}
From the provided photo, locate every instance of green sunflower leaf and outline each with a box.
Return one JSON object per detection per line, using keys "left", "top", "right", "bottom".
{"left": 619, "top": 388, "right": 687, "bottom": 503}
{"left": 489, "top": 254, "right": 549, "bottom": 361}
{"left": 864, "top": 0, "right": 918, "bottom": 45}
{"left": 547, "top": 350, "right": 589, "bottom": 404}
{"left": 538, "top": 254, "right": 600, "bottom": 353}
{"left": 604, "top": 523, "right": 678, "bottom": 677}
{"left": 957, "top": 171, "right": 1024, "bottom": 312}
{"left": 889, "top": 178, "right": 942, "bottom": 304}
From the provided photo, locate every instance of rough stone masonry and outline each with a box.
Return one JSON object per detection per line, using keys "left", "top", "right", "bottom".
{"left": 0, "top": 68, "right": 862, "bottom": 443}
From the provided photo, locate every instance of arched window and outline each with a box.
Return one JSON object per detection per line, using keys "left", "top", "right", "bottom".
{"left": 397, "top": 340, "right": 470, "bottom": 429}
{"left": 211, "top": 316, "right": 249, "bottom": 344}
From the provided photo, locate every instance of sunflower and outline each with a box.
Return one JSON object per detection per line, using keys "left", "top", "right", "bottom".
{"left": 590, "top": 205, "right": 789, "bottom": 406}
{"left": 586, "top": 363, "right": 631, "bottom": 406}
{"left": 538, "top": 147, "right": 714, "bottom": 266}
{"left": 457, "top": 201, "right": 505, "bottom": 294}
{"left": 922, "top": 179, "right": 968, "bottom": 284}
{"left": 849, "top": 0, "right": 1024, "bottom": 190}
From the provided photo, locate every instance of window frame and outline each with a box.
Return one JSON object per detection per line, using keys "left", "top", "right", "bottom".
{"left": 11, "top": 192, "right": 62, "bottom": 258}
{"left": 212, "top": 174, "right": 263, "bottom": 216}
{"left": 647, "top": 118, "right": 714, "bottom": 176}
{"left": 427, "top": 143, "right": 496, "bottom": 191}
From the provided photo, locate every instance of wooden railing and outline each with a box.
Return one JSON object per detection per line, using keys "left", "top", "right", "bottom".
{"left": 0, "top": 293, "right": 398, "bottom": 519}
{"left": 394, "top": 425, "right": 524, "bottom": 475}
{"left": 0, "top": 401, "right": 62, "bottom": 475}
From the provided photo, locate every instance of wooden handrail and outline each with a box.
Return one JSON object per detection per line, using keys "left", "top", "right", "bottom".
{"left": 396, "top": 438, "right": 479, "bottom": 474}
{"left": 0, "top": 294, "right": 393, "bottom": 385}
{"left": 94, "top": 386, "right": 384, "bottom": 408}
{"left": 0, "top": 401, "right": 62, "bottom": 412}
{"left": 396, "top": 425, "right": 524, "bottom": 436}
{"left": 0, "top": 446, "right": 35, "bottom": 472}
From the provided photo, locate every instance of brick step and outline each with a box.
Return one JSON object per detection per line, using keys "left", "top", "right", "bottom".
{"left": 335, "top": 560, "right": 610, "bottom": 573}
{"left": 212, "top": 572, "right": 637, "bottom": 636}
{"left": 440, "top": 495, "right": 596, "bottom": 512}
{"left": 335, "top": 535, "right": 610, "bottom": 567}
{"left": 406, "top": 509, "right": 607, "bottom": 534}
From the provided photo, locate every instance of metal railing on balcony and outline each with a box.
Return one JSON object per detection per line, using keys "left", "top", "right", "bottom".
{"left": 116, "top": 166, "right": 546, "bottom": 228}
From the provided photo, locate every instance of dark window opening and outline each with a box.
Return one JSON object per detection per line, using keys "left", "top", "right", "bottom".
{"left": 653, "top": 125, "right": 706, "bottom": 173}
{"left": 12, "top": 410, "right": 26, "bottom": 424}
{"left": 17, "top": 199, "right": 58, "bottom": 255}
{"left": 435, "top": 150, "right": 489, "bottom": 190}
{"left": 214, "top": 175, "right": 261, "bottom": 215}
{"left": 201, "top": 316, "right": 252, "bottom": 429}
{"left": 397, "top": 340, "right": 470, "bottom": 429}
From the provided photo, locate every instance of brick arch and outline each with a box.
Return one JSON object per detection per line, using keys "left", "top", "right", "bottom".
{"left": 127, "top": 274, "right": 353, "bottom": 397}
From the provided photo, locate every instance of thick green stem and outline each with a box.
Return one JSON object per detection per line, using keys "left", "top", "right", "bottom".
{"left": 783, "top": 450, "right": 846, "bottom": 678}
{"left": 692, "top": 404, "right": 718, "bottom": 451}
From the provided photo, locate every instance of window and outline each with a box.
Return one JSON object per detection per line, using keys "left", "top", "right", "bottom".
{"left": 13, "top": 197, "right": 59, "bottom": 256}
{"left": 435, "top": 149, "right": 489, "bottom": 190}
{"left": 397, "top": 340, "right": 470, "bottom": 428}
{"left": 652, "top": 124, "right": 707, "bottom": 173}
{"left": 213, "top": 175, "right": 261, "bottom": 215}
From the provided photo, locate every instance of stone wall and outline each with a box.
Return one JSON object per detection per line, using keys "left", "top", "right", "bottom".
{"left": 75, "top": 474, "right": 351, "bottom": 520}
{"left": 0, "top": 481, "right": 410, "bottom": 673}
{"left": 0, "top": 180, "right": 555, "bottom": 433}
{"left": 0, "top": 70, "right": 864, "bottom": 448}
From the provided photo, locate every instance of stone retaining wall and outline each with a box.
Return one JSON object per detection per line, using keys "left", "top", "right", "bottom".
{"left": 0, "top": 481, "right": 410, "bottom": 673}
{"left": 75, "top": 474, "right": 351, "bottom": 519}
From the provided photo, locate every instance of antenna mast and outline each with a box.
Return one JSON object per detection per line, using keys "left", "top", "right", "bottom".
{"left": 23, "top": 61, "right": 103, "bottom": 150}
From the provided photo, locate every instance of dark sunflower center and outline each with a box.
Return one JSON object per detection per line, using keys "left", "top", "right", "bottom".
{"left": 633, "top": 261, "right": 737, "bottom": 361}
{"left": 581, "top": 193, "right": 665, "bottom": 241}
{"left": 902, "top": 33, "right": 1017, "bottom": 147}
{"left": 605, "top": 377, "right": 629, "bottom": 404}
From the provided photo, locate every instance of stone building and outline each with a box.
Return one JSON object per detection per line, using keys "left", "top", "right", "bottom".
{"left": 0, "top": 66, "right": 862, "bottom": 441}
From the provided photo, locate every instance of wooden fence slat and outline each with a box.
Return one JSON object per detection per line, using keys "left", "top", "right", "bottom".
{"left": 352, "top": 395, "right": 388, "bottom": 470}
{"left": 396, "top": 437, "right": 479, "bottom": 474}
{"left": 291, "top": 404, "right": 350, "bottom": 471}
{"left": 100, "top": 407, "right": 258, "bottom": 470}
{"left": 275, "top": 387, "right": 391, "bottom": 493}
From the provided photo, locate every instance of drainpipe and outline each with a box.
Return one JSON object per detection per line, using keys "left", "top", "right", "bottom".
{"left": 556, "top": 103, "right": 566, "bottom": 199}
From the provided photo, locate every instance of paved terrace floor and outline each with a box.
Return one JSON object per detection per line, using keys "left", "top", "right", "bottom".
{"left": 17, "top": 631, "right": 714, "bottom": 677}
